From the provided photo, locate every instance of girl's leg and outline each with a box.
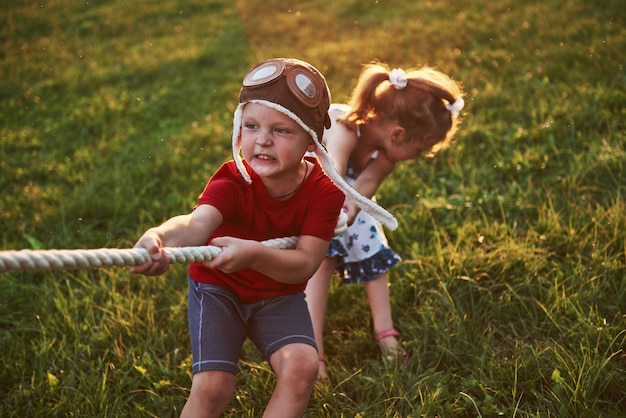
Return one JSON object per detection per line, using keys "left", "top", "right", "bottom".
{"left": 264, "top": 343, "right": 319, "bottom": 417}
{"left": 363, "top": 272, "right": 401, "bottom": 356}
{"left": 304, "top": 257, "right": 336, "bottom": 380}
{"left": 180, "top": 370, "right": 236, "bottom": 418}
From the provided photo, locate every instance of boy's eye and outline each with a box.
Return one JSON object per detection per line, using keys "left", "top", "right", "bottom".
{"left": 244, "top": 122, "right": 257, "bottom": 129}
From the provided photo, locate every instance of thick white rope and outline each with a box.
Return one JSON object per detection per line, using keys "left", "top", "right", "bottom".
{"left": 0, "top": 212, "right": 348, "bottom": 274}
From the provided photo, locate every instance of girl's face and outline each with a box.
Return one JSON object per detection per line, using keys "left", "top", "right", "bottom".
{"left": 386, "top": 141, "right": 424, "bottom": 162}
{"left": 240, "top": 102, "right": 315, "bottom": 181}
{"left": 382, "top": 128, "right": 436, "bottom": 163}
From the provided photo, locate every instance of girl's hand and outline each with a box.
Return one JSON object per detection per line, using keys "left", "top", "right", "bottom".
{"left": 343, "top": 198, "right": 361, "bottom": 225}
{"left": 202, "top": 236, "right": 259, "bottom": 273}
{"left": 130, "top": 231, "right": 171, "bottom": 276}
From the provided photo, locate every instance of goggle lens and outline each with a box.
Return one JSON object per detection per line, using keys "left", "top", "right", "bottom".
{"left": 288, "top": 69, "right": 319, "bottom": 103}
{"left": 244, "top": 60, "right": 286, "bottom": 86}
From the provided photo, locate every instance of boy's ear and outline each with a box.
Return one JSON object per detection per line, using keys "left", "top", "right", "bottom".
{"left": 306, "top": 139, "right": 317, "bottom": 152}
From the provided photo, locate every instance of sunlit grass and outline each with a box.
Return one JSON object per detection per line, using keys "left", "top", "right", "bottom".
{"left": 1, "top": 0, "right": 625, "bottom": 416}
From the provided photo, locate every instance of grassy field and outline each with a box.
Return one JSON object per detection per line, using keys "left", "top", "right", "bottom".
{"left": 1, "top": 0, "right": 625, "bottom": 416}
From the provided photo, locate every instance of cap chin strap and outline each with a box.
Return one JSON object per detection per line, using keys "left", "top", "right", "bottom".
{"left": 232, "top": 102, "right": 398, "bottom": 231}
{"left": 232, "top": 103, "right": 252, "bottom": 184}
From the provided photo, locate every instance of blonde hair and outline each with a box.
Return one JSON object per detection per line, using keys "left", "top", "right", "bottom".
{"left": 342, "top": 62, "right": 464, "bottom": 155}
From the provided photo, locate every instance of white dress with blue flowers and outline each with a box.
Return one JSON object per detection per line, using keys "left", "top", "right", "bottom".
{"left": 325, "top": 104, "right": 401, "bottom": 284}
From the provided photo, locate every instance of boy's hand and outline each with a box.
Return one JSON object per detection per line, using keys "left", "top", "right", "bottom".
{"left": 202, "top": 236, "right": 258, "bottom": 273}
{"left": 130, "top": 231, "right": 171, "bottom": 276}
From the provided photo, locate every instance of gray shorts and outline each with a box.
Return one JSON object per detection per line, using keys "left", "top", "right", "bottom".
{"left": 187, "top": 278, "right": 317, "bottom": 375}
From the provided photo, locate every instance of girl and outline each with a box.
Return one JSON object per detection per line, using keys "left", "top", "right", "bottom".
{"left": 305, "top": 62, "right": 464, "bottom": 381}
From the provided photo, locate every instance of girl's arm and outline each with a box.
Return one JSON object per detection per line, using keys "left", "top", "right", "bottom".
{"left": 344, "top": 154, "right": 396, "bottom": 224}
{"left": 323, "top": 121, "right": 358, "bottom": 176}
{"left": 131, "top": 204, "right": 222, "bottom": 276}
{"left": 351, "top": 153, "right": 396, "bottom": 199}
{"left": 203, "top": 234, "right": 330, "bottom": 284}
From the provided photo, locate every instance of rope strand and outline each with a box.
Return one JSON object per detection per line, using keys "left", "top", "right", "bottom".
{"left": 0, "top": 212, "right": 347, "bottom": 274}
{"left": 0, "top": 238, "right": 297, "bottom": 274}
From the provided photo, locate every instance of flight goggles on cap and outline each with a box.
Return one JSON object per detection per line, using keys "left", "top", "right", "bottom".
{"left": 239, "top": 58, "right": 331, "bottom": 142}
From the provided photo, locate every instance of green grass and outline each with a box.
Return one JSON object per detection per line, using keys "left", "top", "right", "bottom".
{"left": 1, "top": 0, "right": 625, "bottom": 416}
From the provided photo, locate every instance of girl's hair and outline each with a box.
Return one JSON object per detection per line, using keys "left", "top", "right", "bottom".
{"left": 342, "top": 62, "right": 464, "bottom": 155}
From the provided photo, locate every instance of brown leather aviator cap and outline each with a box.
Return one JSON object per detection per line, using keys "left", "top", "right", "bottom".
{"left": 239, "top": 58, "right": 331, "bottom": 143}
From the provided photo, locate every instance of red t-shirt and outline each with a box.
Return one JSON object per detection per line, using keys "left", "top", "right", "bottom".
{"left": 188, "top": 157, "right": 344, "bottom": 303}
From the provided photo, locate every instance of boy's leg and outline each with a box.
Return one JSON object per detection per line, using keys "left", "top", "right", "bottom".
{"left": 264, "top": 343, "right": 319, "bottom": 418}
{"left": 248, "top": 291, "right": 319, "bottom": 416}
{"left": 186, "top": 280, "right": 247, "bottom": 415}
{"left": 180, "top": 370, "right": 236, "bottom": 418}
{"left": 304, "top": 257, "right": 336, "bottom": 379}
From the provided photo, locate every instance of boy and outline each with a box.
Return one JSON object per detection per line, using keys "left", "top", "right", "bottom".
{"left": 131, "top": 58, "right": 394, "bottom": 417}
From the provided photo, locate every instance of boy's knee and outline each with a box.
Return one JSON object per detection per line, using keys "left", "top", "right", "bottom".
{"left": 189, "top": 370, "right": 236, "bottom": 408}
{"left": 272, "top": 345, "right": 319, "bottom": 385}
{"left": 293, "top": 351, "right": 319, "bottom": 382}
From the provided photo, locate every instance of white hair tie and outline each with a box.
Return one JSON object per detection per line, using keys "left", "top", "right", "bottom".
{"left": 388, "top": 68, "right": 408, "bottom": 90}
{"left": 445, "top": 97, "right": 465, "bottom": 118}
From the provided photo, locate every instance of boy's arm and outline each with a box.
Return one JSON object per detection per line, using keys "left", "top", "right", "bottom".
{"left": 131, "top": 204, "right": 223, "bottom": 276}
{"left": 205, "top": 234, "right": 330, "bottom": 285}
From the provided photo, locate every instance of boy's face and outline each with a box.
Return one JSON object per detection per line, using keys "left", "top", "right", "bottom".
{"left": 240, "top": 102, "right": 315, "bottom": 181}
